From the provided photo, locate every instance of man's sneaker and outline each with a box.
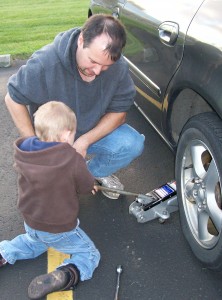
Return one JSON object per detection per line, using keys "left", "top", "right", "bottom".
{"left": 96, "top": 175, "right": 124, "bottom": 199}
{"left": 0, "top": 254, "right": 8, "bottom": 268}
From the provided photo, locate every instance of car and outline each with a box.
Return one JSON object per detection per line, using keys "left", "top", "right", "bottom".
{"left": 88, "top": 0, "right": 222, "bottom": 271}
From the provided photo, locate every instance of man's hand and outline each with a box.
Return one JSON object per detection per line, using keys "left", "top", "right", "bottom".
{"left": 73, "top": 135, "right": 90, "bottom": 158}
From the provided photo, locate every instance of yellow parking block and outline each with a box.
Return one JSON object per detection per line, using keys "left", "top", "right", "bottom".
{"left": 47, "top": 248, "right": 73, "bottom": 300}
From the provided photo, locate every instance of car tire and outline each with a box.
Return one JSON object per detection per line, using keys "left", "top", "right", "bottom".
{"left": 175, "top": 112, "right": 222, "bottom": 271}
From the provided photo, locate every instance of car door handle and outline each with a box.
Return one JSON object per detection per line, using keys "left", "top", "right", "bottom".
{"left": 112, "top": 6, "right": 120, "bottom": 18}
{"left": 158, "top": 22, "right": 179, "bottom": 46}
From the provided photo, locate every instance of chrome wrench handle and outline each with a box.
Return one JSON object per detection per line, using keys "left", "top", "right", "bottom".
{"left": 114, "top": 265, "right": 123, "bottom": 300}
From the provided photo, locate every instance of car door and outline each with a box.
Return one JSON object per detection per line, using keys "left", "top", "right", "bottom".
{"left": 118, "top": 0, "right": 204, "bottom": 141}
{"left": 90, "top": 0, "right": 204, "bottom": 142}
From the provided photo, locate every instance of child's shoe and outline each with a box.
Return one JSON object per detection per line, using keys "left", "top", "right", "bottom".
{"left": 28, "top": 263, "right": 80, "bottom": 299}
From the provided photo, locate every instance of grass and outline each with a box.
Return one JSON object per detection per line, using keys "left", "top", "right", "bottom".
{"left": 0, "top": 0, "right": 89, "bottom": 59}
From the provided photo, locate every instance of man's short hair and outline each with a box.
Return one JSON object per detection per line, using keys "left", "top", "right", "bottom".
{"left": 34, "top": 101, "right": 76, "bottom": 142}
{"left": 81, "top": 14, "right": 126, "bottom": 61}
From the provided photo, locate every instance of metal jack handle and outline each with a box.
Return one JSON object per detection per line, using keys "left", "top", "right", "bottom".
{"left": 114, "top": 265, "right": 123, "bottom": 300}
{"left": 96, "top": 185, "right": 153, "bottom": 203}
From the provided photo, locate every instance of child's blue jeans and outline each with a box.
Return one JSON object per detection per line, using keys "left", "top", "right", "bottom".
{"left": 0, "top": 221, "right": 100, "bottom": 281}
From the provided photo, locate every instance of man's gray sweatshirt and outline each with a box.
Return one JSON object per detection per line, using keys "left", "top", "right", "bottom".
{"left": 8, "top": 28, "right": 136, "bottom": 138}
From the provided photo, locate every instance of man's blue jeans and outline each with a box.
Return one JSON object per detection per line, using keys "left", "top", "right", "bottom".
{"left": 0, "top": 221, "right": 100, "bottom": 281}
{"left": 87, "top": 124, "right": 145, "bottom": 177}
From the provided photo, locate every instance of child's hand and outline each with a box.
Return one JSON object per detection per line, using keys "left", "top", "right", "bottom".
{"left": 92, "top": 185, "right": 99, "bottom": 195}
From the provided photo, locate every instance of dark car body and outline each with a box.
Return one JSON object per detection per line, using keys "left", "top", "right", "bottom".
{"left": 89, "top": 0, "right": 222, "bottom": 149}
{"left": 88, "top": 0, "right": 222, "bottom": 271}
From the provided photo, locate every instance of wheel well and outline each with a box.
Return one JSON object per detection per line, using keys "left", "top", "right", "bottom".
{"left": 170, "top": 89, "right": 213, "bottom": 144}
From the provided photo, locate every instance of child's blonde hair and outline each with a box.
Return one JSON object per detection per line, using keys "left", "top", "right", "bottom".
{"left": 34, "top": 101, "right": 76, "bottom": 142}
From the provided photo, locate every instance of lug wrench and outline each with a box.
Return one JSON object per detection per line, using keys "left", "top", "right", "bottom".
{"left": 114, "top": 265, "right": 123, "bottom": 300}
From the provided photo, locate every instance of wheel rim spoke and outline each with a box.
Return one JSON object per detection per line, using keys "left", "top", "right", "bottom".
{"left": 197, "top": 210, "right": 210, "bottom": 241}
{"left": 205, "top": 159, "right": 218, "bottom": 190}
{"left": 190, "top": 144, "right": 207, "bottom": 179}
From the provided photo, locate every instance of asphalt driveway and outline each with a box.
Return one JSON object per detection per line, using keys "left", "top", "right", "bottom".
{"left": 0, "top": 61, "right": 222, "bottom": 300}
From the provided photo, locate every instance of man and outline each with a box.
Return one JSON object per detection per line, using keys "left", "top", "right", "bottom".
{"left": 5, "top": 14, "right": 145, "bottom": 198}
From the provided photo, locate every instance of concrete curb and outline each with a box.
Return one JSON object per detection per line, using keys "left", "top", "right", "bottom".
{"left": 0, "top": 54, "right": 11, "bottom": 68}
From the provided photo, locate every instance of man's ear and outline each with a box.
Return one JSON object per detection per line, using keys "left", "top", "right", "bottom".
{"left": 77, "top": 32, "right": 84, "bottom": 47}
